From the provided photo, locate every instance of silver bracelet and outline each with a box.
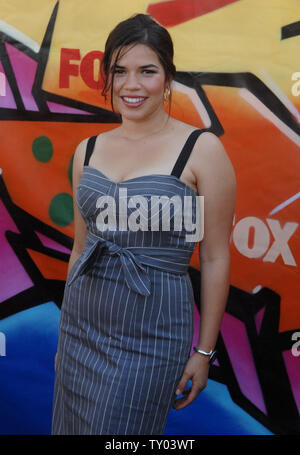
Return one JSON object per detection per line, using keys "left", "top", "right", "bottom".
{"left": 193, "top": 346, "right": 217, "bottom": 364}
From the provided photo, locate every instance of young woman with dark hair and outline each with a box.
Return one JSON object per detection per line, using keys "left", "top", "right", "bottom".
{"left": 51, "top": 13, "right": 236, "bottom": 435}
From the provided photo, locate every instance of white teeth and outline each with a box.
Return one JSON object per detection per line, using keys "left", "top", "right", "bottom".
{"left": 123, "top": 97, "right": 145, "bottom": 103}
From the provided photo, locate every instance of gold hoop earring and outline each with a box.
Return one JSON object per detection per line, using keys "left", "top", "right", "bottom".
{"left": 164, "top": 86, "right": 170, "bottom": 102}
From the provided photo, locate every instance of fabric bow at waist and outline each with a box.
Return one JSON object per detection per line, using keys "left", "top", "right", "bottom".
{"left": 66, "top": 231, "right": 191, "bottom": 296}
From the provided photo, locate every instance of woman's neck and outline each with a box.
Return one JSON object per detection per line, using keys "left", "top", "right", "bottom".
{"left": 118, "top": 108, "right": 171, "bottom": 141}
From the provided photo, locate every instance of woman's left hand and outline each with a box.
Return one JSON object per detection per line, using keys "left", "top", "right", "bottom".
{"left": 173, "top": 353, "right": 210, "bottom": 410}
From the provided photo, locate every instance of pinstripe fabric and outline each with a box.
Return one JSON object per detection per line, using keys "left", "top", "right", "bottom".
{"left": 51, "top": 133, "right": 202, "bottom": 435}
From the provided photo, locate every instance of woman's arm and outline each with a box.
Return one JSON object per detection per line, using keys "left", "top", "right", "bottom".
{"left": 54, "top": 138, "right": 89, "bottom": 371}
{"left": 196, "top": 132, "right": 236, "bottom": 352}
{"left": 173, "top": 132, "right": 236, "bottom": 409}
{"left": 66, "top": 138, "right": 89, "bottom": 278}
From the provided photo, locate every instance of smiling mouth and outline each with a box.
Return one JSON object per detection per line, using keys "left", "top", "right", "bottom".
{"left": 121, "top": 96, "right": 147, "bottom": 106}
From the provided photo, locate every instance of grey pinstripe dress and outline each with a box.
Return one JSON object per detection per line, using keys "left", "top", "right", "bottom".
{"left": 51, "top": 129, "right": 204, "bottom": 435}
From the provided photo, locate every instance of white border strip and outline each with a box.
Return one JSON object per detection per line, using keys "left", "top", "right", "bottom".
{"left": 269, "top": 191, "right": 300, "bottom": 215}
{"left": 239, "top": 88, "right": 300, "bottom": 147}
{"left": 258, "top": 69, "right": 300, "bottom": 123}
{"left": 0, "top": 19, "right": 40, "bottom": 53}
{"left": 173, "top": 80, "right": 211, "bottom": 127}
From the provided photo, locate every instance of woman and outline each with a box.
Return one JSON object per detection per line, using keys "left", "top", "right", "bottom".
{"left": 52, "top": 13, "right": 236, "bottom": 435}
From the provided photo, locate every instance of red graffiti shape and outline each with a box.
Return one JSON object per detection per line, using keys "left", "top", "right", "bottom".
{"left": 147, "top": 0, "right": 241, "bottom": 27}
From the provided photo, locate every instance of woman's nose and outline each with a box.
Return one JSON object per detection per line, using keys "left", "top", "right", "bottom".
{"left": 123, "top": 72, "right": 141, "bottom": 89}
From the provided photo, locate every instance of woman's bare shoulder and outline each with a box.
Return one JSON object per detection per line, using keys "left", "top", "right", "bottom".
{"left": 168, "top": 118, "right": 199, "bottom": 135}
{"left": 73, "top": 131, "right": 110, "bottom": 161}
{"left": 194, "top": 132, "right": 236, "bottom": 194}
{"left": 193, "top": 131, "right": 231, "bottom": 170}
{"left": 72, "top": 137, "right": 89, "bottom": 169}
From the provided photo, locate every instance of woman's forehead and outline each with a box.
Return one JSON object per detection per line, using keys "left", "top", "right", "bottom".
{"left": 110, "top": 43, "right": 161, "bottom": 67}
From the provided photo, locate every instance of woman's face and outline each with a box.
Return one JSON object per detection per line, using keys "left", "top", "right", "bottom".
{"left": 108, "top": 43, "right": 168, "bottom": 121}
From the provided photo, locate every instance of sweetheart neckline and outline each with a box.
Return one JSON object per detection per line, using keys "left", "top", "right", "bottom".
{"left": 83, "top": 165, "right": 199, "bottom": 196}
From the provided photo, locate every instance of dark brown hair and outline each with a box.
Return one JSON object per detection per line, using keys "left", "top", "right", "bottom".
{"left": 100, "top": 13, "right": 176, "bottom": 113}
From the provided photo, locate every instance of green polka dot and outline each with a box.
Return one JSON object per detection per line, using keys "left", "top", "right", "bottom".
{"left": 32, "top": 136, "right": 53, "bottom": 162}
{"left": 49, "top": 193, "right": 73, "bottom": 226}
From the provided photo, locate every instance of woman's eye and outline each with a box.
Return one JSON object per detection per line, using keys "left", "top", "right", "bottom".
{"left": 112, "top": 69, "right": 156, "bottom": 75}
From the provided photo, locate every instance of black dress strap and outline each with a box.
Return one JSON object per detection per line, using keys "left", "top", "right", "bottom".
{"left": 171, "top": 129, "right": 205, "bottom": 178}
{"left": 84, "top": 135, "right": 98, "bottom": 166}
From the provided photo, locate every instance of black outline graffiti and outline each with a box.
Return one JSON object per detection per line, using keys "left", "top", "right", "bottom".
{"left": 189, "top": 267, "right": 300, "bottom": 435}
{"left": 281, "top": 21, "right": 300, "bottom": 40}
{"left": 0, "top": 173, "right": 71, "bottom": 318}
{"left": 0, "top": 0, "right": 300, "bottom": 436}
{"left": 175, "top": 71, "right": 300, "bottom": 136}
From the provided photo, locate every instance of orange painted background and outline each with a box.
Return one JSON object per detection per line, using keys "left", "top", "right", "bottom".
{"left": 0, "top": 0, "right": 299, "bottom": 435}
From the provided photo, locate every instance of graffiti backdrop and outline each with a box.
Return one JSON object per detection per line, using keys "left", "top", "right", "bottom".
{"left": 0, "top": 0, "right": 299, "bottom": 435}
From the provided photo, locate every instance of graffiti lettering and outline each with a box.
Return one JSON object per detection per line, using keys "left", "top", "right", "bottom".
{"left": 0, "top": 332, "right": 6, "bottom": 356}
{"left": 291, "top": 72, "right": 300, "bottom": 96}
{"left": 263, "top": 219, "right": 297, "bottom": 265}
{"left": 59, "top": 48, "right": 103, "bottom": 90}
{"left": 0, "top": 71, "right": 5, "bottom": 96}
{"left": 232, "top": 217, "right": 298, "bottom": 266}
{"left": 291, "top": 332, "right": 300, "bottom": 357}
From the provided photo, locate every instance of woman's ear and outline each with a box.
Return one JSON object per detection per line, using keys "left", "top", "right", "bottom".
{"left": 166, "top": 76, "right": 173, "bottom": 89}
